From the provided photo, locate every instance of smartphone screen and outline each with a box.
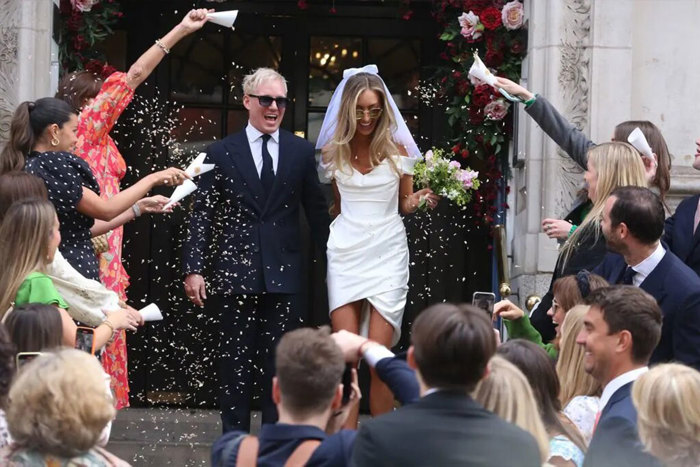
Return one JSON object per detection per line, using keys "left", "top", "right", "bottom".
{"left": 341, "top": 364, "right": 353, "bottom": 404}
{"left": 15, "top": 352, "right": 42, "bottom": 369}
{"left": 75, "top": 327, "right": 96, "bottom": 355}
{"left": 472, "top": 291, "right": 496, "bottom": 318}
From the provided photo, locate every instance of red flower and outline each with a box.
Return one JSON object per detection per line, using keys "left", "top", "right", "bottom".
{"left": 456, "top": 79, "right": 470, "bottom": 96}
{"left": 464, "top": 0, "right": 492, "bottom": 15}
{"left": 472, "top": 84, "right": 493, "bottom": 107}
{"left": 480, "top": 6, "right": 502, "bottom": 30}
{"left": 402, "top": 10, "right": 414, "bottom": 20}
{"left": 297, "top": 0, "right": 309, "bottom": 10}
{"left": 469, "top": 106, "right": 484, "bottom": 125}
{"left": 329, "top": 7, "right": 337, "bottom": 14}
{"left": 73, "top": 34, "right": 86, "bottom": 50}
{"left": 510, "top": 39, "right": 525, "bottom": 55}
{"left": 461, "top": 149, "right": 470, "bottom": 159}
{"left": 485, "top": 48, "right": 504, "bottom": 67}
{"left": 85, "top": 59, "right": 104, "bottom": 74}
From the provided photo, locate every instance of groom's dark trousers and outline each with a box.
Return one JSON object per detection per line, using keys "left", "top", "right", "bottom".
{"left": 183, "top": 129, "right": 329, "bottom": 432}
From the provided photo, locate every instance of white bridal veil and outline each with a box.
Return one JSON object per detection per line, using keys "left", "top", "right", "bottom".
{"left": 314, "top": 64, "right": 421, "bottom": 158}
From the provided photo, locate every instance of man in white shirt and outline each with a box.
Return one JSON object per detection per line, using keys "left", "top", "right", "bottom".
{"left": 595, "top": 186, "right": 700, "bottom": 369}
{"left": 576, "top": 285, "right": 662, "bottom": 467}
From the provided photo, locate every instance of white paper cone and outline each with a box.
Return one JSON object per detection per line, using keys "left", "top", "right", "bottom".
{"left": 185, "top": 152, "right": 215, "bottom": 178}
{"left": 469, "top": 52, "right": 497, "bottom": 87}
{"left": 627, "top": 127, "right": 654, "bottom": 159}
{"left": 164, "top": 179, "right": 197, "bottom": 209}
{"left": 139, "top": 303, "right": 163, "bottom": 322}
{"left": 207, "top": 10, "right": 238, "bottom": 29}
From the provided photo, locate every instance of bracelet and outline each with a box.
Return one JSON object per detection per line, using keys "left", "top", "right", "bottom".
{"left": 357, "top": 339, "right": 374, "bottom": 360}
{"left": 132, "top": 203, "right": 141, "bottom": 218}
{"left": 102, "top": 318, "right": 115, "bottom": 334}
{"left": 154, "top": 39, "right": 170, "bottom": 55}
{"left": 568, "top": 224, "right": 578, "bottom": 237}
{"left": 523, "top": 95, "right": 536, "bottom": 107}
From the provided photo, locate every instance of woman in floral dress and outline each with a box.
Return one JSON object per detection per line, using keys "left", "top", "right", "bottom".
{"left": 56, "top": 8, "right": 211, "bottom": 408}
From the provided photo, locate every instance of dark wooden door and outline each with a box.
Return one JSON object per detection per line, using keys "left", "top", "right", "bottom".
{"left": 114, "top": 0, "right": 491, "bottom": 408}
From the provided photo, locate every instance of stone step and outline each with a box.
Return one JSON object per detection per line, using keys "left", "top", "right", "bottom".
{"left": 107, "top": 440, "right": 211, "bottom": 467}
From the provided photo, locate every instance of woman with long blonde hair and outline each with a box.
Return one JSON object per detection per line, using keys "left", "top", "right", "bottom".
{"left": 473, "top": 355, "right": 550, "bottom": 463}
{"left": 557, "top": 305, "right": 602, "bottom": 445}
{"left": 632, "top": 363, "right": 700, "bottom": 467}
{"left": 315, "top": 66, "right": 439, "bottom": 420}
{"left": 0, "top": 199, "right": 136, "bottom": 350}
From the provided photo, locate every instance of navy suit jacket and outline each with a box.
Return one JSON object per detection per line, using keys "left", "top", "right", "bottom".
{"left": 183, "top": 129, "right": 330, "bottom": 295}
{"left": 374, "top": 354, "right": 420, "bottom": 405}
{"left": 584, "top": 383, "right": 660, "bottom": 467}
{"left": 594, "top": 250, "right": 700, "bottom": 370}
{"left": 664, "top": 194, "right": 700, "bottom": 277}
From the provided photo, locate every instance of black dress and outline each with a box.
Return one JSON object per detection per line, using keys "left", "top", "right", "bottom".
{"left": 25, "top": 151, "right": 101, "bottom": 281}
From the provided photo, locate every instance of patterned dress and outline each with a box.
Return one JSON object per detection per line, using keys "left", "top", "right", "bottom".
{"left": 74, "top": 72, "right": 135, "bottom": 409}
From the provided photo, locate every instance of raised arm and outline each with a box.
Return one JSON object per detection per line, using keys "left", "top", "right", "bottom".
{"left": 495, "top": 77, "right": 595, "bottom": 170}
{"left": 125, "top": 9, "right": 211, "bottom": 90}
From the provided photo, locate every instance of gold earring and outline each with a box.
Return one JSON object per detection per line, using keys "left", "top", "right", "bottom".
{"left": 50, "top": 136, "right": 60, "bottom": 147}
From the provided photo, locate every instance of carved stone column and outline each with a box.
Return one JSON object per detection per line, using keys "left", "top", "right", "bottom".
{"left": 0, "top": 0, "right": 54, "bottom": 150}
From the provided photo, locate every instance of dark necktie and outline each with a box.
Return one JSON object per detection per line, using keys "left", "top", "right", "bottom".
{"left": 260, "top": 133, "right": 275, "bottom": 196}
{"left": 620, "top": 266, "right": 637, "bottom": 285}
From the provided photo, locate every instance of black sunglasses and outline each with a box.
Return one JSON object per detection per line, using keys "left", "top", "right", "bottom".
{"left": 248, "top": 94, "right": 291, "bottom": 109}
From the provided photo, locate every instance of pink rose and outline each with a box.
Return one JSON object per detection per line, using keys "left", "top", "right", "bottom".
{"left": 458, "top": 170, "right": 479, "bottom": 188}
{"left": 501, "top": 1, "right": 524, "bottom": 30}
{"left": 484, "top": 99, "right": 510, "bottom": 120}
{"left": 449, "top": 160, "right": 462, "bottom": 170}
{"left": 71, "top": 0, "right": 98, "bottom": 12}
{"left": 458, "top": 11, "right": 482, "bottom": 40}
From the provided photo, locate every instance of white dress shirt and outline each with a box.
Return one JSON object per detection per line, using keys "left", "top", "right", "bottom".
{"left": 245, "top": 123, "right": 279, "bottom": 176}
{"left": 599, "top": 366, "right": 648, "bottom": 411}
{"left": 628, "top": 242, "right": 665, "bottom": 287}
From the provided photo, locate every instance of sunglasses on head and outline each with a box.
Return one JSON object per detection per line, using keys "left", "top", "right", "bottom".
{"left": 248, "top": 94, "right": 290, "bottom": 109}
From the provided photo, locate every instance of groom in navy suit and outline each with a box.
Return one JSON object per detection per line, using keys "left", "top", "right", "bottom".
{"left": 595, "top": 186, "right": 700, "bottom": 370}
{"left": 183, "top": 68, "right": 330, "bottom": 432}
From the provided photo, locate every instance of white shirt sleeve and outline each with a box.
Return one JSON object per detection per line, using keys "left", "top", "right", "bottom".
{"left": 363, "top": 345, "right": 395, "bottom": 367}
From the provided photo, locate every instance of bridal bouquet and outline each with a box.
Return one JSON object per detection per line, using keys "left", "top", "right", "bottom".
{"left": 413, "top": 148, "right": 480, "bottom": 210}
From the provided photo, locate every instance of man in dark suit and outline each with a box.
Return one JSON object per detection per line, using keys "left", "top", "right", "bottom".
{"left": 211, "top": 327, "right": 357, "bottom": 466}
{"left": 663, "top": 137, "right": 700, "bottom": 276}
{"left": 577, "top": 286, "right": 662, "bottom": 467}
{"left": 350, "top": 304, "right": 541, "bottom": 467}
{"left": 595, "top": 186, "right": 700, "bottom": 369}
{"left": 183, "top": 68, "right": 330, "bottom": 432}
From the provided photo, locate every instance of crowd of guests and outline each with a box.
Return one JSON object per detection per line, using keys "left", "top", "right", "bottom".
{"left": 0, "top": 8, "right": 700, "bottom": 467}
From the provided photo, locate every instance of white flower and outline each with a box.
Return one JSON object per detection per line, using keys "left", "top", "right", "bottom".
{"left": 458, "top": 11, "right": 482, "bottom": 40}
{"left": 501, "top": 1, "right": 524, "bottom": 30}
{"left": 484, "top": 98, "right": 510, "bottom": 120}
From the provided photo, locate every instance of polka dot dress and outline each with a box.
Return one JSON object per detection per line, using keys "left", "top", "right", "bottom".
{"left": 25, "top": 151, "right": 101, "bottom": 281}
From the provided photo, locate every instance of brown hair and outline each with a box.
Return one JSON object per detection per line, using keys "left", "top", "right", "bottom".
{"left": 613, "top": 120, "right": 671, "bottom": 205}
{"left": 275, "top": 327, "right": 345, "bottom": 418}
{"left": 498, "top": 340, "right": 587, "bottom": 453}
{"left": 5, "top": 303, "right": 63, "bottom": 353}
{"left": 0, "top": 171, "right": 48, "bottom": 221}
{"left": 609, "top": 186, "right": 665, "bottom": 244}
{"left": 55, "top": 71, "right": 103, "bottom": 112}
{"left": 0, "top": 98, "right": 77, "bottom": 175}
{"left": 0, "top": 324, "right": 14, "bottom": 410}
{"left": 552, "top": 271, "right": 609, "bottom": 313}
{"left": 411, "top": 303, "right": 496, "bottom": 392}
{"left": 584, "top": 286, "right": 662, "bottom": 364}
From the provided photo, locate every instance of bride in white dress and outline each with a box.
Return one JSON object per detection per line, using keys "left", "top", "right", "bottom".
{"left": 316, "top": 65, "right": 439, "bottom": 419}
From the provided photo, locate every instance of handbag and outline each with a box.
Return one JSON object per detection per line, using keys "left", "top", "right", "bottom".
{"left": 92, "top": 232, "right": 110, "bottom": 256}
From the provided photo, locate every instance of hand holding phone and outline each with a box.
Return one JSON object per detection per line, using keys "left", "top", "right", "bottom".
{"left": 472, "top": 292, "right": 496, "bottom": 318}
{"left": 75, "top": 326, "right": 96, "bottom": 355}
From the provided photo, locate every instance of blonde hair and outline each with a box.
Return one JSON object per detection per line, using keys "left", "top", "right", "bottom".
{"left": 556, "top": 305, "right": 602, "bottom": 407}
{"left": 242, "top": 67, "right": 287, "bottom": 96}
{"left": 473, "top": 356, "right": 550, "bottom": 462}
{"left": 0, "top": 199, "right": 56, "bottom": 317}
{"left": 560, "top": 142, "right": 647, "bottom": 269}
{"left": 632, "top": 363, "right": 700, "bottom": 467}
{"left": 7, "top": 348, "right": 115, "bottom": 457}
{"left": 322, "top": 73, "right": 400, "bottom": 177}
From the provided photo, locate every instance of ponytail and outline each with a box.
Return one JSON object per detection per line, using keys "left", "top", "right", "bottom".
{"left": 0, "top": 102, "right": 33, "bottom": 175}
{"left": 0, "top": 98, "right": 76, "bottom": 176}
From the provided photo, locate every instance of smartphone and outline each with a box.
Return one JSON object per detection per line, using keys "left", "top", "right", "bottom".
{"left": 75, "top": 326, "right": 96, "bottom": 355}
{"left": 472, "top": 291, "right": 496, "bottom": 318}
{"left": 341, "top": 364, "right": 353, "bottom": 405}
{"left": 15, "top": 352, "right": 42, "bottom": 369}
